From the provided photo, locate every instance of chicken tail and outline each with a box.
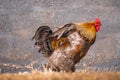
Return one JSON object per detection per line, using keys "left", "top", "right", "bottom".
{"left": 32, "top": 26, "right": 53, "bottom": 57}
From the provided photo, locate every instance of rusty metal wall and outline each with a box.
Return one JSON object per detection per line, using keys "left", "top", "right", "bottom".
{"left": 0, "top": 0, "right": 120, "bottom": 73}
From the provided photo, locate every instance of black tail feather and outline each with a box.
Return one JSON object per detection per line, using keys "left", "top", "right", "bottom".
{"left": 32, "top": 26, "right": 53, "bottom": 57}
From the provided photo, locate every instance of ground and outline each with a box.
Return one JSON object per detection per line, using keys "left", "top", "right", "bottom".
{"left": 0, "top": 1, "right": 120, "bottom": 80}
{"left": 0, "top": 71, "right": 120, "bottom": 80}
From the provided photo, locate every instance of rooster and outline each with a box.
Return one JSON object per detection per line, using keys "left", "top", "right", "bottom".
{"left": 32, "top": 18, "right": 101, "bottom": 72}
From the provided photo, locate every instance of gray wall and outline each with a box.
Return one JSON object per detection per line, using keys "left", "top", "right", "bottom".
{"left": 0, "top": 0, "right": 120, "bottom": 73}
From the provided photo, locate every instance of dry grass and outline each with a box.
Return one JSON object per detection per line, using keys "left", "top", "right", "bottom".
{"left": 0, "top": 71, "right": 120, "bottom": 80}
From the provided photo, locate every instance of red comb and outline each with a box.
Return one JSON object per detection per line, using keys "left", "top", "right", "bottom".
{"left": 94, "top": 18, "right": 101, "bottom": 32}
{"left": 95, "top": 18, "right": 101, "bottom": 24}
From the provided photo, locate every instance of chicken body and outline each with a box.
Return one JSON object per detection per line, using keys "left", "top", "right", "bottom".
{"left": 45, "top": 31, "right": 90, "bottom": 72}
{"left": 32, "top": 18, "right": 101, "bottom": 72}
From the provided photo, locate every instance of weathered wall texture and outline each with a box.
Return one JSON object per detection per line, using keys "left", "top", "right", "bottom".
{"left": 0, "top": 0, "right": 120, "bottom": 73}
